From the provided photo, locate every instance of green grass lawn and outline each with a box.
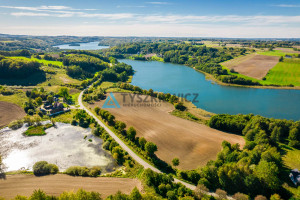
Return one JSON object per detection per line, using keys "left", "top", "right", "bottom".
{"left": 24, "top": 125, "right": 46, "bottom": 136}
{"left": 283, "top": 148, "right": 300, "bottom": 169}
{"left": 24, "top": 124, "right": 54, "bottom": 136}
{"left": 52, "top": 109, "right": 76, "bottom": 123}
{"left": 0, "top": 90, "right": 27, "bottom": 106}
{"left": 281, "top": 144, "right": 300, "bottom": 198}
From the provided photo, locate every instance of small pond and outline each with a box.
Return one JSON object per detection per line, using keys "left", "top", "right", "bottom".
{"left": 0, "top": 122, "right": 117, "bottom": 172}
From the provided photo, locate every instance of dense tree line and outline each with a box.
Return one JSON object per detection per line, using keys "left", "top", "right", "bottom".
{"left": 5, "top": 189, "right": 102, "bottom": 200}
{"left": 0, "top": 35, "right": 99, "bottom": 51}
{"left": 3, "top": 187, "right": 190, "bottom": 200}
{"left": 0, "top": 57, "right": 42, "bottom": 79}
{"left": 0, "top": 49, "right": 31, "bottom": 57}
{"left": 62, "top": 50, "right": 110, "bottom": 63}
{"left": 142, "top": 168, "right": 193, "bottom": 199}
{"left": 63, "top": 54, "right": 109, "bottom": 78}
{"left": 217, "top": 75, "right": 261, "bottom": 86}
{"left": 65, "top": 166, "right": 101, "bottom": 177}
{"left": 0, "top": 86, "right": 14, "bottom": 95}
{"left": 209, "top": 114, "right": 300, "bottom": 147}
{"left": 175, "top": 114, "right": 300, "bottom": 199}
{"left": 94, "top": 107, "right": 176, "bottom": 173}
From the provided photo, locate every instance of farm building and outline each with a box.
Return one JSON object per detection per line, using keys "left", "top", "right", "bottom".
{"left": 41, "top": 97, "right": 66, "bottom": 115}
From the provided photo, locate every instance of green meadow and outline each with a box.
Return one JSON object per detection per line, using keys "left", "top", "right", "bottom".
{"left": 257, "top": 50, "right": 297, "bottom": 57}
{"left": 10, "top": 56, "right": 63, "bottom": 66}
{"left": 264, "top": 59, "right": 300, "bottom": 86}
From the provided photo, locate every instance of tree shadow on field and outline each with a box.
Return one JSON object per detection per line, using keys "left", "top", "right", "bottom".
{"left": 0, "top": 71, "right": 46, "bottom": 86}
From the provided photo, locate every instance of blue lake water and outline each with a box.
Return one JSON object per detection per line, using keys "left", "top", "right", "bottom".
{"left": 121, "top": 59, "right": 300, "bottom": 121}
{"left": 53, "top": 41, "right": 109, "bottom": 50}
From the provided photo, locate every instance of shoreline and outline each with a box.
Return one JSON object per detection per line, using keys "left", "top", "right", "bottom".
{"left": 126, "top": 57, "right": 300, "bottom": 90}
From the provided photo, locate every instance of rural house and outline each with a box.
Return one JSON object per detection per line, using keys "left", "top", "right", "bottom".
{"left": 289, "top": 169, "right": 300, "bottom": 186}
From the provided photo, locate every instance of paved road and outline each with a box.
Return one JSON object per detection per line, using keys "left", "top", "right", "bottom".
{"left": 78, "top": 90, "right": 237, "bottom": 199}
{"left": 78, "top": 90, "right": 196, "bottom": 190}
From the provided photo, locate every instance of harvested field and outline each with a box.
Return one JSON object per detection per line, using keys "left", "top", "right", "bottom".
{"left": 274, "top": 47, "right": 300, "bottom": 54}
{"left": 223, "top": 54, "right": 279, "bottom": 79}
{"left": 91, "top": 93, "right": 245, "bottom": 170}
{"left": 0, "top": 174, "right": 142, "bottom": 199}
{"left": 0, "top": 101, "right": 25, "bottom": 128}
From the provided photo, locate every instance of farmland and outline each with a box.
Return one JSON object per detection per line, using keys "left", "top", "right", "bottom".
{"left": 0, "top": 101, "right": 25, "bottom": 128}
{"left": 222, "top": 54, "right": 279, "bottom": 79}
{"left": 222, "top": 51, "right": 300, "bottom": 86}
{"left": 0, "top": 174, "right": 142, "bottom": 199}
{"left": 91, "top": 92, "right": 245, "bottom": 170}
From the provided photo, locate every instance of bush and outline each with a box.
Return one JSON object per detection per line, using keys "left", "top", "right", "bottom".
{"left": 174, "top": 102, "right": 186, "bottom": 111}
{"left": 254, "top": 195, "right": 267, "bottom": 200}
{"left": 33, "top": 161, "right": 59, "bottom": 176}
{"left": 48, "top": 164, "right": 59, "bottom": 174}
{"left": 8, "top": 120, "right": 23, "bottom": 130}
{"left": 27, "top": 109, "right": 35, "bottom": 115}
{"left": 172, "top": 158, "right": 180, "bottom": 166}
{"left": 103, "top": 141, "right": 110, "bottom": 150}
{"left": 88, "top": 166, "right": 102, "bottom": 177}
{"left": 65, "top": 166, "right": 101, "bottom": 177}
{"left": 216, "top": 189, "right": 227, "bottom": 200}
{"left": 233, "top": 192, "right": 250, "bottom": 200}
{"left": 71, "top": 119, "right": 77, "bottom": 126}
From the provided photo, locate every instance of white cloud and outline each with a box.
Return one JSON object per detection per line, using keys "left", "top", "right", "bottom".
{"left": 274, "top": 4, "right": 300, "bottom": 8}
{"left": 0, "top": 5, "right": 98, "bottom": 12}
{"left": 146, "top": 2, "right": 170, "bottom": 5}
{"left": 139, "top": 14, "right": 300, "bottom": 25}
{"left": 6, "top": 8, "right": 300, "bottom": 25}
{"left": 117, "top": 5, "right": 146, "bottom": 8}
{"left": 11, "top": 12, "right": 50, "bottom": 17}
{"left": 0, "top": 5, "right": 71, "bottom": 11}
{"left": 10, "top": 11, "right": 135, "bottom": 19}
{"left": 79, "top": 13, "right": 135, "bottom": 19}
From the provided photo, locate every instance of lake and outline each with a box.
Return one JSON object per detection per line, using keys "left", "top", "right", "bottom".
{"left": 121, "top": 59, "right": 300, "bottom": 121}
{"left": 53, "top": 41, "right": 109, "bottom": 50}
{"left": 0, "top": 123, "right": 117, "bottom": 172}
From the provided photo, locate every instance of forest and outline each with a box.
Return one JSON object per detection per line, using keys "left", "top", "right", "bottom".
{"left": 175, "top": 114, "right": 300, "bottom": 199}
{"left": 63, "top": 54, "right": 109, "bottom": 78}
{"left": 0, "top": 56, "right": 42, "bottom": 79}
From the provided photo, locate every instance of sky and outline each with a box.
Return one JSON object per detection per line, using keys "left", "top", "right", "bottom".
{"left": 0, "top": 0, "right": 300, "bottom": 38}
